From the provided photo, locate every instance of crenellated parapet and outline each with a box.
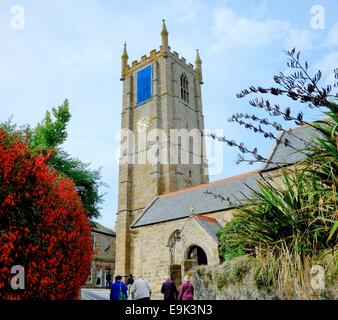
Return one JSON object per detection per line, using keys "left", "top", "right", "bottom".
{"left": 120, "top": 20, "right": 203, "bottom": 81}
{"left": 125, "top": 49, "right": 160, "bottom": 75}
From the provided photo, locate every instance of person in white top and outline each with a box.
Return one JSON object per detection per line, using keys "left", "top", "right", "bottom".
{"left": 130, "top": 275, "right": 152, "bottom": 300}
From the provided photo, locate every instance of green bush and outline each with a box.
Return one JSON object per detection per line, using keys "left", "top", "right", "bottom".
{"left": 229, "top": 256, "right": 253, "bottom": 284}
{"left": 218, "top": 165, "right": 337, "bottom": 259}
{"left": 215, "top": 264, "right": 232, "bottom": 289}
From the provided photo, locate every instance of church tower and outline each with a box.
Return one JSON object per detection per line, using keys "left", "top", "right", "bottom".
{"left": 115, "top": 20, "right": 209, "bottom": 276}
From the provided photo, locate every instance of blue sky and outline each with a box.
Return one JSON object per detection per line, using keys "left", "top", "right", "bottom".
{"left": 1, "top": 0, "right": 337, "bottom": 229}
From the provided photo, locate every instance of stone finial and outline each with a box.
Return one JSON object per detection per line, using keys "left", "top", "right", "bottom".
{"left": 195, "top": 49, "right": 203, "bottom": 84}
{"left": 122, "top": 42, "right": 128, "bottom": 59}
{"left": 161, "top": 19, "right": 169, "bottom": 57}
{"left": 195, "top": 49, "right": 202, "bottom": 65}
{"left": 121, "top": 42, "right": 129, "bottom": 81}
{"left": 161, "top": 19, "right": 168, "bottom": 41}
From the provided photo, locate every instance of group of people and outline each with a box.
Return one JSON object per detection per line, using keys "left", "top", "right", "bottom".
{"left": 161, "top": 275, "right": 194, "bottom": 301}
{"left": 107, "top": 273, "right": 194, "bottom": 301}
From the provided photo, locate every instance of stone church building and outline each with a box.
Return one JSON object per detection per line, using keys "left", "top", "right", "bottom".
{"left": 84, "top": 223, "right": 115, "bottom": 288}
{"left": 115, "top": 21, "right": 313, "bottom": 298}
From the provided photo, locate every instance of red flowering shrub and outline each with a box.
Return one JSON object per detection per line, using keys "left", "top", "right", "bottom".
{"left": 0, "top": 129, "right": 92, "bottom": 300}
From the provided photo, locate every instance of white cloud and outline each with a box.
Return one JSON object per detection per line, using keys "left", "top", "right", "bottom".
{"left": 209, "top": 7, "right": 314, "bottom": 53}
{"left": 212, "top": 7, "right": 290, "bottom": 49}
{"left": 283, "top": 29, "right": 314, "bottom": 51}
{"left": 177, "top": 0, "right": 204, "bottom": 22}
{"left": 324, "top": 23, "right": 338, "bottom": 47}
{"left": 315, "top": 52, "right": 338, "bottom": 91}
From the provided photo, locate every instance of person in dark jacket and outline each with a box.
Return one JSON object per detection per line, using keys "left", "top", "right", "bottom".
{"left": 161, "top": 276, "right": 178, "bottom": 300}
{"left": 126, "top": 274, "right": 134, "bottom": 285}
{"left": 110, "top": 275, "right": 128, "bottom": 300}
{"left": 106, "top": 272, "right": 112, "bottom": 289}
{"left": 126, "top": 274, "right": 134, "bottom": 297}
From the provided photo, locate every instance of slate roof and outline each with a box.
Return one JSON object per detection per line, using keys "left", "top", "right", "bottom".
{"left": 92, "top": 222, "right": 116, "bottom": 236}
{"left": 262, "top": 125, "right": 317, "bottom": 171}
{"left": 192, "top": 215, "right": 223, "bottom": 243}
{"left": 132, "top": 124, "right": 315, "bottom": 228}
{"left": 132, "top": 170, "right": 260, "bottom": 228}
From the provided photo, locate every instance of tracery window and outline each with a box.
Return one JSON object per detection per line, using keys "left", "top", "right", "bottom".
{"left": 180, "top": 73, "right": 189, "bottom": 103}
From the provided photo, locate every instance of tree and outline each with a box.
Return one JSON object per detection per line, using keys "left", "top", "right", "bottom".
{"left": 30, "top": 100, "right": 71, "bottom": 151}
{"left": 213, "top": 50, "right": 338, "bottom": 259}
{"left": 2, "top": 100, "right": 105, "bottom": 220}
{"left": 0, "top": 129, "right": 92, "bottom": 300}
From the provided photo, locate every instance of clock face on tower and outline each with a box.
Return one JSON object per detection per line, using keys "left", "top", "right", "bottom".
{"left": 136, "top": 116, "right": 150, "bottom": 133}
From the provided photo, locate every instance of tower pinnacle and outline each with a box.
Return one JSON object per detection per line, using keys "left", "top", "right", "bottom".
{"left": 121, "top": 42, "right": 129, "bottom": 81}
{"left": 122, "top": 42, "right": 128, "bottom": 59}
{"left": 195, "top": 49, "right": 203, "bottom": 84}
{"left": 161, "top": 19, "right": 169, "bottom": 57}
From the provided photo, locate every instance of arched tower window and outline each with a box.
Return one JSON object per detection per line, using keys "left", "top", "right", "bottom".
{"left": 180, "top": 73, "right": 189, "bottom": 103}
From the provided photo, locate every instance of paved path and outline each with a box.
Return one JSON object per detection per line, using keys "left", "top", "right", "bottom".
{"left": 81, "top": 288, "right": 110, "bottom": 300}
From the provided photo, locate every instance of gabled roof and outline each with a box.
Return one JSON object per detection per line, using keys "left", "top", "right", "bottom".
{"left": 132, "top": 170, "right": 260, "bottom": 228}
{"left": 132, "top": 124, "right": 314, "bottom": 228}
{"left": 192, "top": 214, "right": 223, "bottom": 243}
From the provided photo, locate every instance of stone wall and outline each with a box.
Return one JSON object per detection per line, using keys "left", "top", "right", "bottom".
{"left": 192, "top": 256, "right": 338, "bottom": 300}
{"left": 130, "top": 215, "right": 220, "bottom": 300}
{"left": 93, "top": 231, "right": 115, "bottom": 262}
{"left": 83, "top": 230, "right": 115, "bottom": 288}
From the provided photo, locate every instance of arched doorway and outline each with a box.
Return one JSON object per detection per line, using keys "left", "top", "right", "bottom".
{"left": 186, "top": 245, "right": 208, "bottom": 270}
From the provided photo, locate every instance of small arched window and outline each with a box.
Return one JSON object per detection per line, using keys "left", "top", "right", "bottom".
{"left": 180, "top": 73, "right": 189, "bottom": 103}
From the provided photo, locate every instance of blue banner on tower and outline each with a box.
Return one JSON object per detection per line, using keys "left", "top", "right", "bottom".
{"left": 137, "top": 65, "right": 152, "bottom": 104}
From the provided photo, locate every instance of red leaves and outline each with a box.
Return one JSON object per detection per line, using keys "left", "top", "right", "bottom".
{"left": 0, "top": 129, "right": 93, "bottom": 300}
